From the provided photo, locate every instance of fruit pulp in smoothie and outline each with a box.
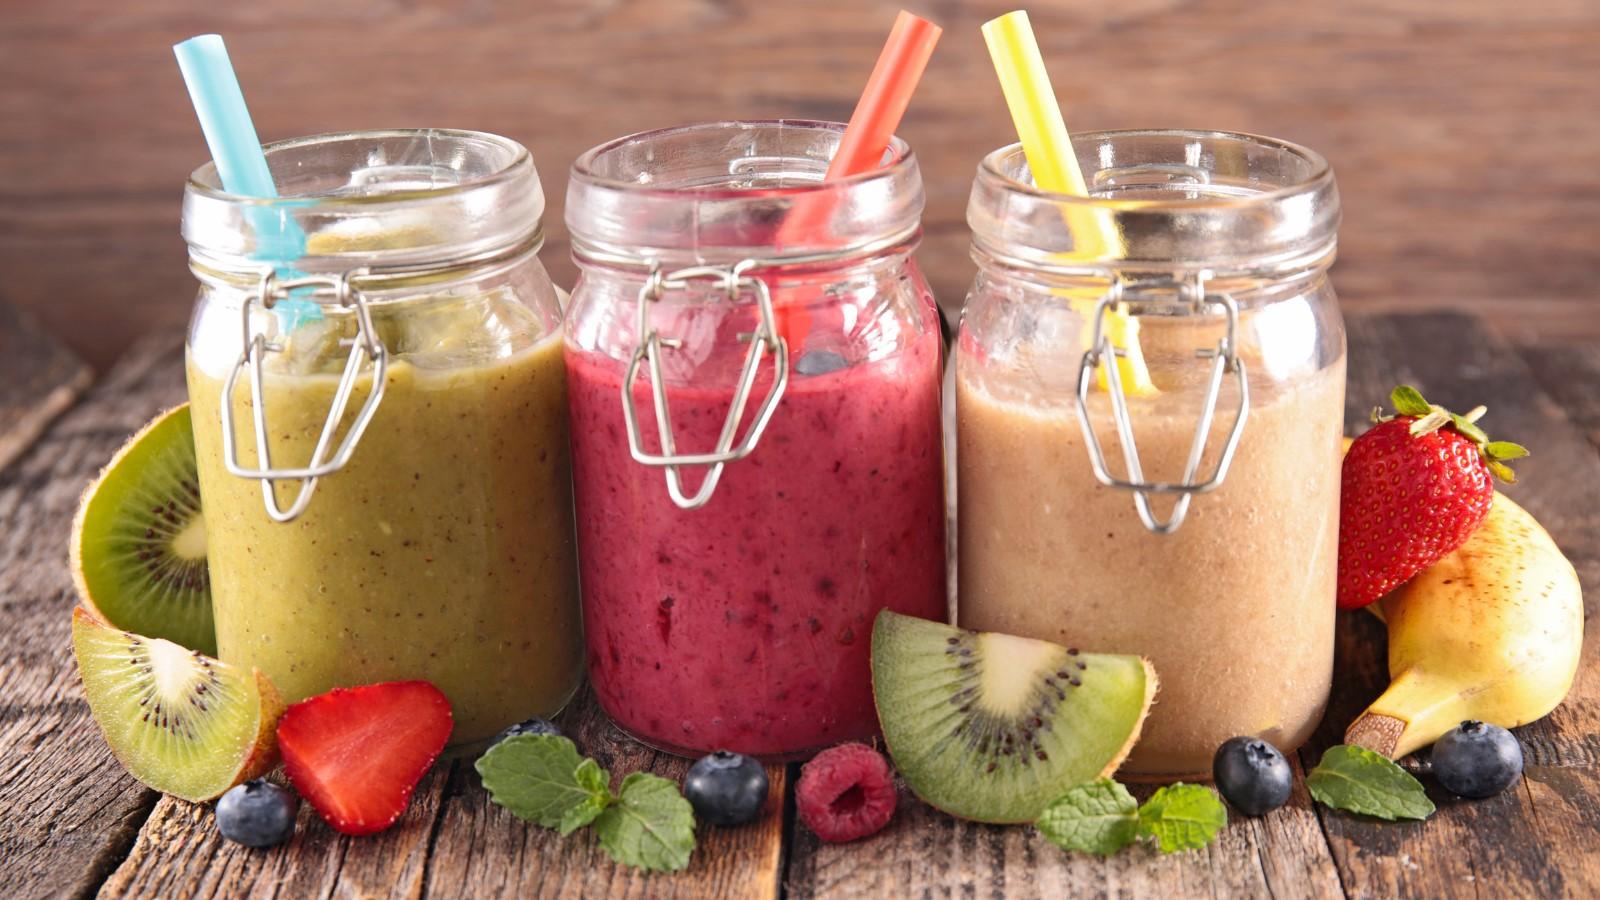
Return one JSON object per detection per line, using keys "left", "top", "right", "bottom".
{"left": 566, "top": 325, "right": 946, "bottom": 759}
{"left": 187, "top": 334, "right": 584, "bottom": 747}
{"left": 956, "top": 354, "right": 1344, "bottom": 776}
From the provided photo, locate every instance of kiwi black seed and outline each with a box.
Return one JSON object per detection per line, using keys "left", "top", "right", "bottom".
{"left": 871, "top": 610, "right": 1158, "bottom": 824}
{"left": 71, "top": 404, "right": 215, "bottom": 655}
{"left": 72, "top": 608, "right": 283, "bottom": 802}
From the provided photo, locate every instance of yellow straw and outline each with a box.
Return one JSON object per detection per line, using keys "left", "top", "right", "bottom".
{"left": 981, "top": 10, "right": 1153, "bottom": 393}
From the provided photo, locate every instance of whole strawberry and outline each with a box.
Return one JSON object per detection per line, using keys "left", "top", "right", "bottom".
{"left": 1338, "top": 386, "right": 1527, "bottom": 609}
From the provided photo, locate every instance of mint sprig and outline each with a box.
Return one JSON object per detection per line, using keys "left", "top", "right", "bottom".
{"left": 1036, "top": 779, "right": 1140, "bottom": 856}
{"left": 1036, "top": 779, "right": 1227, "bottom": 856}
{"left": 476, "top": 735, "right": 697, "bottom": 871}
{"left": 475, "top": 734, "right": 596, "bottom": 829}
{"left": 1306, "top": 744, "right": 1435, "bottom": 821}
{"left": 1137, "top": 784, "right": 1228, "bottom": 852}
{"left": 557, "top": 759, "right": 613, "bottom": 836}
{"left": 595, "top": 773, "right": 697, "bottom": 872}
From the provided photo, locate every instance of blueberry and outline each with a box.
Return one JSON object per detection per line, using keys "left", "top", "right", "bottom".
{"left": 488, "top": 717, "right": 562, "bottom": 751}
{"left": 1432, "top": 720, "right": 1523, "bottom": 798}
{"left": 685, "top": 750, "right": 769, "bottom": 826}
{"left": 215, "top": 779, "right": 297, "bottom": 847}
{"left": 1212, "top": 737, "right": 1293, "bottom": 816}
{"left": 795, "top": 350, "right": 849, "bottom": 376}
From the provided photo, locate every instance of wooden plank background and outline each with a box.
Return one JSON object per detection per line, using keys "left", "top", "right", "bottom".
{"left": 2, "top": 0, "right": 1597, "bottom": 370}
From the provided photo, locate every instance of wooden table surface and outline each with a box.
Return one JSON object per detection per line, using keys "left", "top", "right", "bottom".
{"left": 3, "top": 0, "right": 1599, "bottom": 370}
{"left": 1, "top": 303, "right": 1596, "bottom": 898}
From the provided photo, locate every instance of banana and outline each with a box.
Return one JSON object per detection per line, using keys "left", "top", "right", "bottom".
{"left": 1345, "top": 491, "right": 1584, "bottom": 758}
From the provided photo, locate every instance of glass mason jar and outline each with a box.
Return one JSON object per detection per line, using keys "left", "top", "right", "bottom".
{"left": 182, "top": 130, "right": 584, "bottom": 748}
{"left": 956, "top": 130, "right": 1345, "bottom": 778}
{"left": 564, "top": 120, "right": 948, "bottom": 760}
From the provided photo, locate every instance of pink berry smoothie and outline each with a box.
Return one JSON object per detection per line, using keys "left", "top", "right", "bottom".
{"left": 566, "top": 322, "right": 946, "bottom": 759}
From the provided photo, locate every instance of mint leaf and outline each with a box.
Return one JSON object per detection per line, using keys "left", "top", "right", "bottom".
{"left": 475, "top": 735, "right": 605, "bottom": 828}
{"left": 1036, "top": 778, "right": 1140, "bottom": 856}
{"left": 557, "top": 759, "right": 615, "bottom": 835}
{"left": 594, "top": 772, "right": 697, "bottom": 872}
{"left": 1307, "top": 745, "right": 1435, "bottom": 821}
{"left": 1137, "top": 783, "right": 1227, "bottom": 852}
{"left": 1390, "top": 385, "right": 1432, "bottom": 418}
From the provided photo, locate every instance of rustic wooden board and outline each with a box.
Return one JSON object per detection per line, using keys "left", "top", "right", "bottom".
{"left": 2, "top": 313, "right": 1596, "bottom": 898}
{"left": 100, "top": 686, "right": 789, "bottom": 899}
{"left": 0, "top": 299, "right": 92, "bottom": 473}
{"left": 0, "top": 334, "right": 181, "bottom": 900}
{"left": 3, "top": 1, "right": 1599, "bottom": 368}
{"left": 422, "top": 687, "right": 786, "bottom": 899}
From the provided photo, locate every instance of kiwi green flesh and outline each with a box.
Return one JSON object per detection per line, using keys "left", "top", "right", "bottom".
{"left": 72, "top": 609, "right": 268, "bottom": 802}
{"left": 74, "top": 404, "right": 215, "bottom": 655}
{"left": 872, "top": 610, "right": 1155, "bottom": 824}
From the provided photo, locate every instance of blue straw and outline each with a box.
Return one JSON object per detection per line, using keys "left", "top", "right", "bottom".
{"left": 174, "top": 34, "right": 320, "bottom": 328}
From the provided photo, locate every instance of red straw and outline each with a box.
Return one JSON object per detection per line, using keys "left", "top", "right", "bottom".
{"left": 775, "top": 10, "right": 942, "bottom": 346}
{"left": 826, "top": 10, "right": 943, "bottom": 179}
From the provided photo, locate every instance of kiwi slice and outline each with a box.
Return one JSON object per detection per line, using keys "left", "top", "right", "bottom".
{"left": 71, "top": 404, "right": 214, "bottom": 655}
{"left": 871, "top": 610, "right": 1157, "bottom": 823}
{"left": 71, "top": 608, "right": 283, "bottom": 802}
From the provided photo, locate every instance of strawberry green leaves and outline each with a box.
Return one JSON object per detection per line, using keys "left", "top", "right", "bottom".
{"left": 1379, "top": 385, "right": 1529, "bottom": 483}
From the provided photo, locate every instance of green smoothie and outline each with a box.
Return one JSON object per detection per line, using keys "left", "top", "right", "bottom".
{"left": 187, "top": 331, "right": 583, "bottom": 746}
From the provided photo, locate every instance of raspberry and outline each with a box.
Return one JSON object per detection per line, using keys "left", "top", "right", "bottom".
{"left": 796, "top": 743, "right": 897, "bottom": 843}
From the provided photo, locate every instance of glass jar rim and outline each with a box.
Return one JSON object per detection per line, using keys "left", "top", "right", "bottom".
{"left": 978, "top": 128, "right": 1332, "bottom": 211}
{"left": 566, "top": 119, "right": 924, "bottom": 267}
{"left": 569, "top": 119, "right": 915, "bottom": 197}
{"left": 969, "top": 128, "right": 1340, "bottom": 276}
{"left": 183, "top": 128, "right": 544, "bottom": 273}
{"left": 186, "top": 128, "right": 533, "bottom": 207}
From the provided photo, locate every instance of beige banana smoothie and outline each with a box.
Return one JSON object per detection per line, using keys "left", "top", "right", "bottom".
{"left": 187, "top": 333, "right": 584, "bottom": 747}
{"left": 956, "top": 354, "right": 1345, "bottom": 776}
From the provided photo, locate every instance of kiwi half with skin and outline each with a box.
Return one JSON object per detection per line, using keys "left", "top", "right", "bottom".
{"left": 871, "top": 610, "right": 1157, "bottom": 823}
{"left": 71, "top": 607, "right": 283, "bottom": 801}
{"left": 71, "top": 404, "right": 214, "bottom": 655}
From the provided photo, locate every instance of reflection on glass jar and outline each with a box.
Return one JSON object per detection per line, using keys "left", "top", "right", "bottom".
{"left": 956, "top": 130, "right": 1346, "bottom": 777}
{"left": 182, "top": 130, "right": 584, "bottom": 748}
{"left": 564, "top": 120, "right": 947, "bottom": 760}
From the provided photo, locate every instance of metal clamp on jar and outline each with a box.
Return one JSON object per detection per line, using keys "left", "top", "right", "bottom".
{"left": 956, "top": 129, "right": 1346, "bottom": 777}
{"left": 183, "top": 129, "right": 584, "bottom": 747}
{"left": 563, "top": 120, "right": 948, "bottom": 759}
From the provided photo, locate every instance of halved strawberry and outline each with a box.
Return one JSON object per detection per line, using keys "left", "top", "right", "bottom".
{"left": 277, "top": 680, "right": 453, "bottom": 836}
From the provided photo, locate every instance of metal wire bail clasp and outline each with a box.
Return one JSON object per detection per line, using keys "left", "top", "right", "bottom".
{"left": 1074, "top": 274, "right": 1250, "bottom": 535}
{"left": 220, "top": 268, "right": 389, "bottom": 523}
{"left": 622, "top": 261, "right": 789, "bottom": 510}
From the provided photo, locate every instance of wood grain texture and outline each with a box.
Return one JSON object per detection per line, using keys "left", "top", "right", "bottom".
{"left": 0, "top": 334, "right": 182, "bottom": 900}
{"left": 102, "top": 686, "right": 786, "bottom": 899}
{"left": 100, "top": 768, "right": 451, "bottom": 899}
{"left": 785, "top": 772, "right": 1343, "bottom": 899}
{"left": 0, "top": 299, "right": 93, "bottom": 473}
{"left": 423, "top": 686, "right": 786, "bottom": 899}
{"left": 2, "top": 0, "right": 1598, "bottom": 369}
